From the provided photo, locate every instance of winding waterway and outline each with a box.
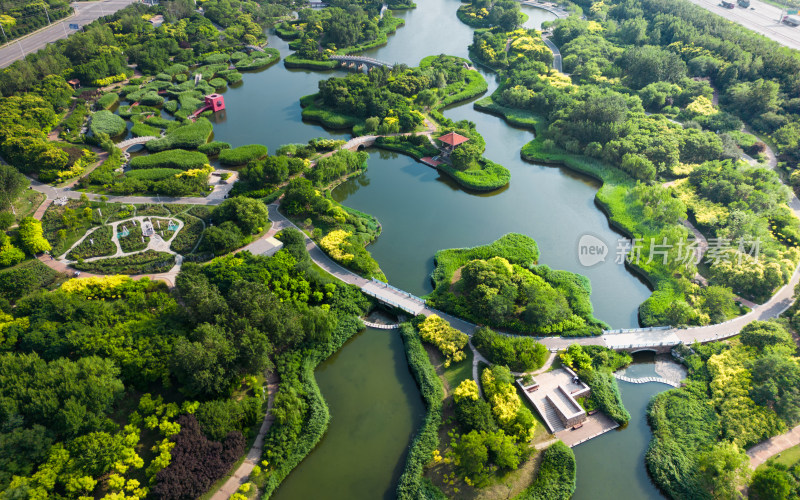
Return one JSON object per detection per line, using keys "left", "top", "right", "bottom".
{"left": 207, "top": 1, "right": 665, "bottom": 497}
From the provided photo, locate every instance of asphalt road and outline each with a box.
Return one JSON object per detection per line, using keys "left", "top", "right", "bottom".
{"left": 0, "top": 0, "right": 138, "bottom": 69}
{"left": 684, "top": 0, "right": 800, "bottom": 51}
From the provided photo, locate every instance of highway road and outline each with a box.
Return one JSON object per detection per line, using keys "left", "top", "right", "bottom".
{"left": 0, "top": 0, "right": 138, "bottom": 69}
{"left": 684, "top": 0, "right": 800, "bottom": 51}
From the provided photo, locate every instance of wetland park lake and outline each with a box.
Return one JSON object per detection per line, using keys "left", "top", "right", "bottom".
{"left": 206, "top": 1, "right": 667, "bottom": 497}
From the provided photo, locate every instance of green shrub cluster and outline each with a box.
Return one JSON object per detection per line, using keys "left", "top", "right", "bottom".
{"left": 145, "top": 118, "right": 213, "bottom": 152}
{"left": 580, "top": 369, "right": 630, "bottom": 425}
{"left": 514, "top": 441, "right": 576, "bottom": 500}
{"left": 118, "top": 224, "right": 147, "bottom": 253}
{"left": 235, "top": 49, "right": 280, "bottom": 70}
{"left": 90, "top": 110, "right": 126, "bottom": 137}
{"left": 96, "top": 93, "right": 119, "bottom": 110}
{"left": 72, "top": 250, "right": 175, "bottom": 275}
{"left": 396, "top": 322, "right": 444, "bottom": 500}
{"left": 66, "top": 225, "right": 115, "bottom": 260}
{"left": 0, "top": 260, "right": 66, "bottom": 304}
{"left": 208, "top": 78, "right": 227, "bottom": 89}
{"left": 170, "top": 216, "right": 204, "bottom": 254}
{"left": 125, "top": 168, "right": 183, "bottom": 181}
{"left": 198, "top": 141, "right": 231, "bottom": 156}
{"left": 218, "top": 144, "right": 268, "bottom": 165}
{"left": 427, "top": 234, "right": 604, "bottom": 336}
{"left": 436, "top": 158, "right": 510, "bottom": 192}
{"left": 129, "top": 150, "right": 209, "bottom": 171}
{"left": 472, "top": 326, "right": 548, "bottom": 372}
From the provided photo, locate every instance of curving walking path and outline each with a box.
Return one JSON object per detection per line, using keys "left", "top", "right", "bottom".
{"left": 747, "top": 425, "right": 800, "bottom": 469}
{"left": 541, "top": 35, "right": 563, "bottom": 73}
{"left": 210, "top": 373, "right": 279, "bottom": 500}
{"left": 613, "top": 373, "right": 680, "bottom": 388}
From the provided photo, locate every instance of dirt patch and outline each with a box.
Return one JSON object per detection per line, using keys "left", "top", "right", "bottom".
{"left": 450, "top": 266, "right": 463, "bottom": 285}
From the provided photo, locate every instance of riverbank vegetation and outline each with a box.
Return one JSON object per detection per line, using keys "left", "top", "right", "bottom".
{"left": 470, "top": 4, "right": 800, "bottom": 326}
{"left": 427, "top": 234, "right": 606, "bottom": 336}
{"left": 560, "top": 344, "right": 632, "bottom": 424}
{"left": 647, "top": 320, "right": 800, "bottom": 498}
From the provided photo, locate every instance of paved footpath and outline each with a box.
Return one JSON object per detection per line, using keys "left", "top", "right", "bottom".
{"left": 210, "top": 373, "right": 279, "bottom": 500}
{"left": 748, "top": 425, "right": 800, "bottom": 469}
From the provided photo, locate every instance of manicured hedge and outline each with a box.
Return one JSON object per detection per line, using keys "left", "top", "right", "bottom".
{"left": 217, "top": 70, "right": 243, "bottom": 84}
{"left": 396, "top": 322, "right": 444, "bottom": 499}
{"left": 218, "top": 144, "right": 268, "bottom": 165}
{"left": 235, "top": 49, "right": 280, "bottom": 70}
{"left": 129, "top": 149, "right": 209, "bottom": 171}
{"left": 514, "top": 441, "right": 576, "bottom": 500}
{"left": 164, "top": 100, "right": 179, "bottom": 114}
{"left": 126, "top": 168, "right": 183, "bottom": 181}
{"left": 145, "top": 118, "right": 213, "bottom": 152}
{"left": 96, "top": 93, "right": 119, "bottom": 110}
{"left": 138, "top": 91, "right": 164, "bottom": 106}
{"left": 208, "top": 78, "right": 227, "bottom": 89}
{"left": 72, "top": 250, "right": 175, "bottom": 274}
{"left": 171, "top": 216, "right": 204, "bottom": 254}
{"left": 130, "top": 122, "right": 161, "bottom": 138}
{"left": 90, "top": 110, "right": 126, "bottom": 137}
{"left": 66, "top": 226, "right": 116, "bottom": 260}
{"left": 284, "top": 54, "right": 338, "bottom": 70}
{"left": 198, "top": 141, "right": 231, "bottom": 156}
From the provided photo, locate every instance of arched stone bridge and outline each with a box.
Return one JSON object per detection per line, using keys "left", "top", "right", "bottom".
{"left": 329, "top": 55, "right": 394, "bottom": 71}
{"left": 116, "top": 136, "right": 158, "bottom": 152}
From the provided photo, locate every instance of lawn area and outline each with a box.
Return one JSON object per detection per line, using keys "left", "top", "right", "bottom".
{"left": 10, "top": 190, "right": 46, "bottom": 223}
{"left": 766, "top": 443, "right": 800, "bottom": 469}
{"left": 443, "top": 347, "right": 473, "bottom": 392}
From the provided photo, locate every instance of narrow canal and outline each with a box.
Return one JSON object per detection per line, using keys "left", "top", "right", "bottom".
{"left": 205, "top": 0, "right": 665, "bottom": 497}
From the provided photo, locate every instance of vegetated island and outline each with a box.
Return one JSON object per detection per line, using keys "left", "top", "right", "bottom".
{"left": 301, "top": 54, "right": 511, "bottom": 191}
{"left": 277, "top": 0, "right": 409, "bottom": 70}
{"left": 425, "top": 233, "right": 607, "bottom": 336}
